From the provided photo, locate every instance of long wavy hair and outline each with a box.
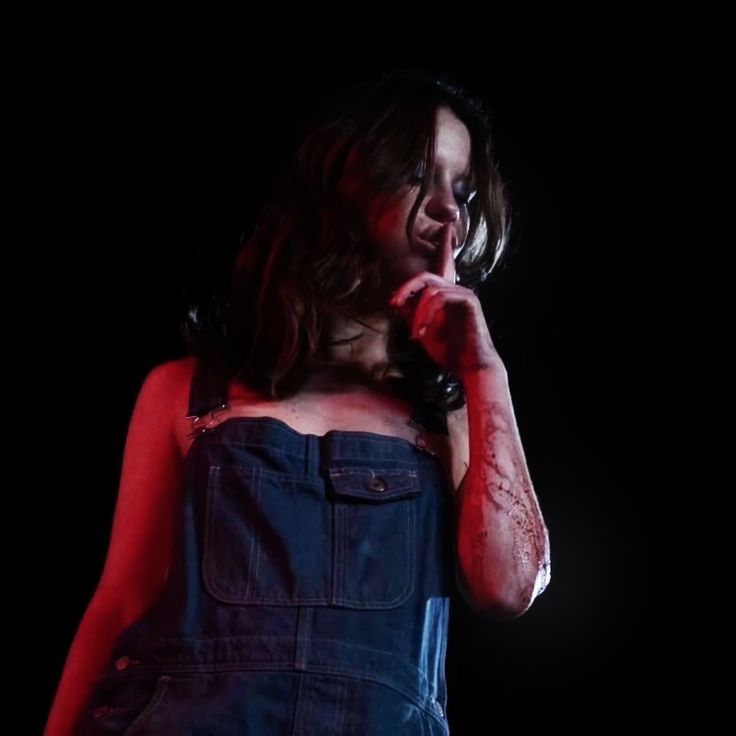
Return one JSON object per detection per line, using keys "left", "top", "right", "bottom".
{"left": 182, "top": 68, "right": 511, "bottom": 430}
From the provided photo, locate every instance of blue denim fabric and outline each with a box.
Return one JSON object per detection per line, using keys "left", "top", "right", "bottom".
{"left": 80, "top": 359, "right": 456, "bottom": 734}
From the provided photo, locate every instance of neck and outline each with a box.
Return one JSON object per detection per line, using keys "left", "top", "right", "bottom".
{"left": 319, "top": 311, "right": 389, "bottom": 361}
{"left": 304, "top": 311, "right": 404, "bottom": 392}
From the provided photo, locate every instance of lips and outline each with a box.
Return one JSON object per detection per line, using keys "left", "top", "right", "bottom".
{"left": 412, "top": 237, "right": 438, "bottom": 257}
{"left": 419, "top": 228, "right": 459, "bottom": 251}
{"left": 420, "top": 229, "right": 443, "bottom": 247}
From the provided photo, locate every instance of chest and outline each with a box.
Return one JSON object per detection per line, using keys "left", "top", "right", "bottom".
{"left": 176, "top": 380, "right": 469, "bottom": 497}
{"left": 179, "top": 384, "right": 437, "bottom": 450}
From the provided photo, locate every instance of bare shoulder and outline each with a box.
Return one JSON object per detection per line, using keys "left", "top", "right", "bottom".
{"left": 148, "top": 354, "right": 198, "bottom": 394}
{"left": 92, "top": 355, "right": 198, "bottom": 615}
{"left": 144, "top": 355, "right": 199, "bottom": 459}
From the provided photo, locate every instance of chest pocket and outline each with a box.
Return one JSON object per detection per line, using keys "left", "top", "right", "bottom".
{"left": 202, "top": 464, "right": 422, "bottom": 609}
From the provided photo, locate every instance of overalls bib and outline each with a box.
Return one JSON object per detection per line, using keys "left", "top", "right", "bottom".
{"left": 81, "top": 358, "right": 457, "bottom": 734}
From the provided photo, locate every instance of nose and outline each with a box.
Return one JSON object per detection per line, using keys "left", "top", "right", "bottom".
{"left": 424, "top": 186, "right": 461, "bottom": 225}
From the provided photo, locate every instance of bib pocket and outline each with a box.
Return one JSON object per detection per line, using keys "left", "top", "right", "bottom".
{"left": 202, "top": 464, "right": 421, "bottom": 608}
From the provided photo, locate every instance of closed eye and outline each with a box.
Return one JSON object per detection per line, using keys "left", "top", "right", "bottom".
{"left": 407, "top": 169, "right": 476, "bottom": 207}
{"left": 455, "top": 190, "right": 476, "bottom": 206}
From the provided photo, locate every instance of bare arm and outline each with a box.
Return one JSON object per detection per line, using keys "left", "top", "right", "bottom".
{"left": 387, "top": 223, "right": 550, "bottom": 620}
{"left": 453, "top": 364, "right": 551, "bottom": 620}
{"left": 43, "top": 597, "right": 145, "bottom": 736}
{"left": 44, "top": 358, "right": 192, "bottom": 735}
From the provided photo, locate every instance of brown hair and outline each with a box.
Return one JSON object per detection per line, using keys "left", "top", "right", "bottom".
{"left": 185, "top": 68, "right": 510, "bottom": 423}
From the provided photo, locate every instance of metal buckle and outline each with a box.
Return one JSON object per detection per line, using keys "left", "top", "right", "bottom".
{"left": 407, "top": 418, "right": 438, "bottom": 456}
{"left": 185, "top": 403, "right": 228, "bottom": 439}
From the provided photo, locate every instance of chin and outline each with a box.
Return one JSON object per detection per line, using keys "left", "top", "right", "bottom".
{"left": 379, "top": 252, "right": 432, "bottom": 293}
{"left": 402, "top": 255, "right": 433, "bottom": 278}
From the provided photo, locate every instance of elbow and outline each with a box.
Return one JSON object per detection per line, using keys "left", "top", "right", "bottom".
{"left": 455, "top": 561, "right": 550, "bottom": 622}
{"left": 459, "top": 586, "right": 531, "bottom": 622}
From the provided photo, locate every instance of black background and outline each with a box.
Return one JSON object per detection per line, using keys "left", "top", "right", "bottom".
{"left": 33, "top": 41, "right": 729, "bottom": 732}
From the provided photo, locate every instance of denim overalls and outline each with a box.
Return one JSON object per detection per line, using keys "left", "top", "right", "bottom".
{"left": 80, "top": 358, "right": 457, "bottom": 734}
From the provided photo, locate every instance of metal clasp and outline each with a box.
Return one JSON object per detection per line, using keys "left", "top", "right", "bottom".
{"left": 408, "top": 418, "right": 438, "bottom": 456}
{"left": 185, "top": 403, "right": 228, "bottom": 439}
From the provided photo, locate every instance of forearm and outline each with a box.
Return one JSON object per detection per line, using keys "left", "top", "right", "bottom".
{"left": 454, "top": 364, "right": 551, "bottom": 619}
{"left": 44, "top": 597, "right": 130, "bottom": 736}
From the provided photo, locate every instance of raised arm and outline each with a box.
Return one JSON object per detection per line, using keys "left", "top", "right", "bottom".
{"left": 389, "top": 224, "right": 550, "bottom": 620}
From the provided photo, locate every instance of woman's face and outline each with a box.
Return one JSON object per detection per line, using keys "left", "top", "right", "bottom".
{"left": 366, "top": 106, "right": 476, "bottom": 293}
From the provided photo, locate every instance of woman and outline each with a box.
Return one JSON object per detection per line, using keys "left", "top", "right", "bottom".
{"left": 45, "top": 67, "right": 550, "bottom": 735}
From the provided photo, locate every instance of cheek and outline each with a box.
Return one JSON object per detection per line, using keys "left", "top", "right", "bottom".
{"left": 368, "top": 198, "right": 410, "bottom": 250}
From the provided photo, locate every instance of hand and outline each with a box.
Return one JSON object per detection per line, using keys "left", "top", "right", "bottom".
{"left": 388, "top": 223, "right": 503, "bottom": 379}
